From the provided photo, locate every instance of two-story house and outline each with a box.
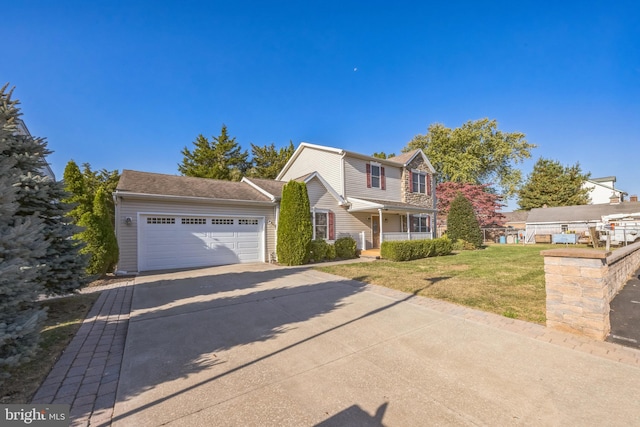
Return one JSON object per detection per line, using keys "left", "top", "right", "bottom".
{"left": 113, "top": 143, "right": 436, "bottom": 273}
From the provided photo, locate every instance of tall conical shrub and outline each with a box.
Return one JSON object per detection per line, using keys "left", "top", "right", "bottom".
{"left": 276, "top": 181, "right": 312, "bottom": 265}
{"left": 447, "top": 192, "right": 483, "bottom": 249}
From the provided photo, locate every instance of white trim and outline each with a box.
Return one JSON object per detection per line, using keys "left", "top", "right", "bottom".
{"left": 304, "top": 172, "right": 347, "bottom": 205}
{"left": 241, "top": 177, "right": 278, "bottom": 201}
{"left": 113, "top": 191, "right": 275, "bottom": 206}
{"left": 276, "top": 142, "right": 344, "bottom": 180}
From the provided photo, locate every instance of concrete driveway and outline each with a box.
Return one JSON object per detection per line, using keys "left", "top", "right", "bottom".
{"left": 111, "top": 263, "right": 640, "bottom": 426}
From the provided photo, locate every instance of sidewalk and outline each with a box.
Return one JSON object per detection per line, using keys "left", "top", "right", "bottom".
{"left": 31, "top": 284, "right": 134, "bottom": 427}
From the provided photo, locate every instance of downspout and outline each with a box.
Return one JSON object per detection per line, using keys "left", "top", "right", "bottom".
{"left": 378, "top": 208, "right": 384, "bottom": 246}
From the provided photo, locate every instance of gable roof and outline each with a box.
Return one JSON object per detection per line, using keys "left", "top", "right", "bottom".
{"left": 115, "top": 170, "right": 273, "bottom": 203}
{"left": 242, "top": 177, "right": 286, "bottom": 201}
{"left": 526, "top": 202, "right": 640, "bottom": 224}
{"left": 277, "top": 142, "right": 433, "bottom": 180}
{"left": 502, "top": 210, "right": 529, "bottom": 224}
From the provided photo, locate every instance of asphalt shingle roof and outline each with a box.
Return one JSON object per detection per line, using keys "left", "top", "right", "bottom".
{"left": 116, "top": 170, "right": 273, "bottom": 202}
{"left": 527, "top": 202, "right": 640, "bottom": 223}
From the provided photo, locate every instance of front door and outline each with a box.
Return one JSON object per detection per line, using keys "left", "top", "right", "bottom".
{"left": 372, "top": 215, "right": 380, "bottom": 248}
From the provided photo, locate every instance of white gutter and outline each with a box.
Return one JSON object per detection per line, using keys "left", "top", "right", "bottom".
{"left": 113, "top": 191, "right": 276, "bottom": 206}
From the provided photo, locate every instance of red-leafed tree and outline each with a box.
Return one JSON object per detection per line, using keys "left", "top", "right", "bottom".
{"left": 436, "top": 182, "right": 505, "bottom": 227}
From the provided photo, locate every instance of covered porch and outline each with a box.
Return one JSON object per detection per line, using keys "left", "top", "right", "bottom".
{"left": 347, "top": 197, "right": 437, "bottom": 249}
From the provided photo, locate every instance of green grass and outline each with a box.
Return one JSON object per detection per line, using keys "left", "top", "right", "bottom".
{"left": 317, "top": 244, "right": 590, "bottom": 324}
{"left": 1, "top": 293, "right": 100, "bottom": 404}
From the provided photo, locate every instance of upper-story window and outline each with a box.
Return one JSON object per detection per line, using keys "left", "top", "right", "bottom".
{"left": 411, "top": 170, "right": 430, "bottom": 195}
{"left": 366, "top": 162, "right": 386, "bottom": 190}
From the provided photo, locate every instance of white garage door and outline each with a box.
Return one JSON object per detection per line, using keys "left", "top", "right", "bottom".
{"left": 138, "top": 215, "right": 264, "bottom": 271}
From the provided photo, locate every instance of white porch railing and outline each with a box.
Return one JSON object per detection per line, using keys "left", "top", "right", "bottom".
{"left": 383, "top": 232, "right": 433, "bottom": 241}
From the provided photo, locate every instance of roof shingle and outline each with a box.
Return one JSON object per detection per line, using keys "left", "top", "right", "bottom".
{"left": 116, "top": 170, "right": 273, "bottom": 202}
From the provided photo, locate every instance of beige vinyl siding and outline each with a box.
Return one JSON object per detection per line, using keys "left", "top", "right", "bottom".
{"left": 115, "top": 196, "right": 276, "bottom": 273}
{"left": 343, "top": 156, "right": 403, "bottom": 201}
{"left": 307, "top": 178, "right": 371, "bottom": 246}
{"left": 280, "top": 147, "right": 343, "bottom": 193}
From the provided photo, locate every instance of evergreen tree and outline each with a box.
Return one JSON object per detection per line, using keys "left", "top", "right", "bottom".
{"left": 248, "top": 141, "right": 295, "bottom": 179}
{"left": 178, "top": 125, "right": 249, "bottom": 181}
{"left": 2, "top": 86, "right": 88, "bottom": 296}
{"left": 276, "top": 181, "right": 312, "bottom": 265}
{"left": 63, "top": 160, "right": 119, "bottom": 276}
{"left": 447, "top": 192, "right": 483, "bottom": 248}
{"left": 78, "top": 187, "right": 119, "bottom": 276}
{"left": 0, "top": 85, "right": 47, "bottom": 378}
{"left": 517, "top": 158, "right": 591, "bottom": 210}
{"left": 63, "top": 160, "right": 91, "bottom": 222}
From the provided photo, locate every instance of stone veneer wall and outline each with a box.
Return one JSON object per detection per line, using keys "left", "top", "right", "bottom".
{"left": 542, "top": 241, "right": 640, "bottom": 340}
{"left": 401, "top": 155, "right": 435, "bottom": 207}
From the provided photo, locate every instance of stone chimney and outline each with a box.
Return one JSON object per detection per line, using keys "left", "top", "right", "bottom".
{"left": 610, "top": 195, "right": 621, "bottom": 204}
{"left": 631, "top": 195, "right": 638, "bottom": 202}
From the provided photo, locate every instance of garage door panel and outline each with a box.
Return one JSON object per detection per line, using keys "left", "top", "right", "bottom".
{"left": 139, "top": 215, "right": 263, "bottom": 271}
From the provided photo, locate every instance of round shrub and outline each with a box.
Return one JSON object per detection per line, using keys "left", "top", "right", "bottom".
{"left": 334, "top": 236, "right": 357, "bottom": 259}
{"left": 309, "top": 239, "right": 330, "bottom": 262}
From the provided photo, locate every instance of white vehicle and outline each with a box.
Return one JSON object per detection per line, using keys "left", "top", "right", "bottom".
{"left": 599, "top": 212, "right": 640, "bottom": 246}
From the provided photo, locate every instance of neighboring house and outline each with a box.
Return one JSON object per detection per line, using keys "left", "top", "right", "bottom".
{"left": 524, "top": 200, "right": 640, "bottom": 244}
{"left": 15, "top": 118, "right": 56, "bottom": 180}
{"left": 583, "top": 176, "right": 627, "bottom": 204}
{"left": 114, "top": 143, "right": 437, "bottom": 273}
{"left": 502, "top": 210, "right": 529, "bottom": 230}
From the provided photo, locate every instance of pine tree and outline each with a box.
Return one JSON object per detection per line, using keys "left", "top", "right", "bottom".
{"left": 178, "top": 125, "right": 249, "bottom": 180}
{"left": 0, "top": 85, "right": 48, "bottom": 378}
{"left": 447, "top": 192, "right": 483, "bottom": 248}
{"left": 517, "top": 158, "right": 591, "bottom": 210}
{"left": 276, "top": 181, "right": 312, "bottom": 265}
{"left": 247, "top": 141, "right": 295, "bottom": 179}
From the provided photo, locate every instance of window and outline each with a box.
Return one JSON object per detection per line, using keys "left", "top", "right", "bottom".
{"left": 371, "top": 165, "right": 381, "bottom": 188}
{"left": 315, "top": 212, "right": 328, "bottom": 239}
{"left": 239, "top": 219, "right": 259, "bottom": 225}
{"left": 366, "top": 163, "right": 385, "bottom": 190}
{"left": 411, "top": 215, "right": 430, "bottom": 233}
{"left": 147, "top": 217, "right": 175, "bottom": 224}
{"left": 181, "top": 218, "right": 206, "bottom": 225}
{"left": 212, "top": 218, "right": 234, "bottom": 225}
{"left": 412, "top": 171, "right": 428, "bottom": 194}
{"left": 561, "top": 224, "right": 568, "bottom": 233}
{"left": 312, "top": 211, "right": 335, "bottom": 240}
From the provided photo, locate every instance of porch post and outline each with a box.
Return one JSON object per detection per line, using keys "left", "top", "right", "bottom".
{"left": 378, "top": 208, "right": 384, "bottom": 244}
{"left": 406, "top": 212, "right": 411, "bottom": 240}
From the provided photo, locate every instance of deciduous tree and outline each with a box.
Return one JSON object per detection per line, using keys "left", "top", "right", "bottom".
{"left": 404, "top": 118, "right": 535, "bottom": 197}
{"left": 436, "top": 182, "right": 505, "bottom": 227}
{"left": 517, "top": 158, "right": 591, "bottom": 210}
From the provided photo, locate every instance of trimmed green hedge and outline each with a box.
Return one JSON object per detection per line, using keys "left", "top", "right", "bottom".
{"left": 380, "top": 237, "right": 453, "bottom": 261}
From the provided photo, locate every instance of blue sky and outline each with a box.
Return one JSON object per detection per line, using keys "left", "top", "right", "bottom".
{"left": 4, "top": 1, "right": 639, "bottom": 210}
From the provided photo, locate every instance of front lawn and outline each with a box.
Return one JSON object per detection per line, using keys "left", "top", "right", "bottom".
{"left": 317, "top": 244, "right": 579, "bottom": 324}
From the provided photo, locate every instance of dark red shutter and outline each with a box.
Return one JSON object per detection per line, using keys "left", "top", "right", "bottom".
{"left": 409, "top": 215, "right": 413, "bottom": 232}
{"left": 366, "top": 163, "right": 371, "bottom": 188}
{"left": 328, "top": 211, "right": 335, "bottom": 240}
{"left": 408, "top": 170, "right": 413, "bottom": 193}
{"left": 381, "top": 167, "right": 386, "bottom": 190}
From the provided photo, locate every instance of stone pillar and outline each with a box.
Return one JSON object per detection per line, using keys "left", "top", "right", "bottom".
{"left": 541, "top": 249, "right": 610, "bottom": 340}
